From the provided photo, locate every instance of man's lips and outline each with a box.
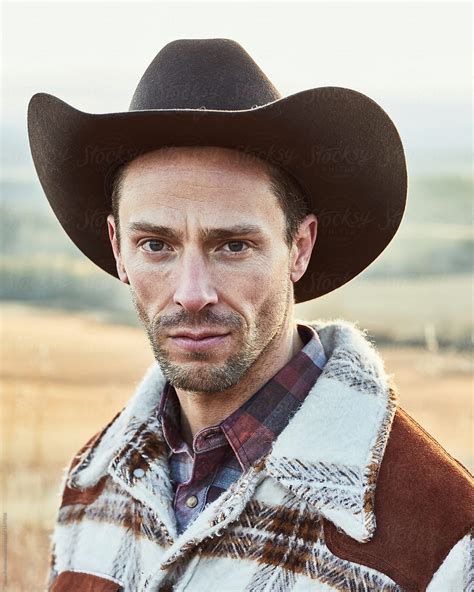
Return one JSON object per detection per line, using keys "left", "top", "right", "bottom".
{"left": 168, "top": 330, "right": 231, "bottom": 352}
{"left": 168, "top": 330, "right": 230, "bottom": 340}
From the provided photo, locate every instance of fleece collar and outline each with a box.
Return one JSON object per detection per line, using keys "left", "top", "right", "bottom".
{"left": 68, "top": 318, "right": 398, "bottom": 544}
{"left": 266, "top": 318, "right": 398, "bottom": 542}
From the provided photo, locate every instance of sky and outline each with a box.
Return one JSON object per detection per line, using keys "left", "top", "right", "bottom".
{"left": 1, "top": 1, "right": 472, "bottom": 176}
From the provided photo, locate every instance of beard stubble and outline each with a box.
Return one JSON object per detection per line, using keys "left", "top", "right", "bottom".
{"left": 130, "top": 275, "right": 293, "bottom": 394}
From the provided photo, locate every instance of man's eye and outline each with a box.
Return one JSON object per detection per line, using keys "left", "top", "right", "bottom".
{"left": 223, "top": 241, "right": 248, "bottom": 253}
{"left": 142, "top": 240, "right": 168, "bottom": 252}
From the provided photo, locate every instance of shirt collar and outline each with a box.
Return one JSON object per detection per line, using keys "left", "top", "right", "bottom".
{"left": 67, "top": 318, "right": 398, "bottom": 544}
{"left": 220, "top": 322, "right": 327, "bottom": 471}
{"left": 158, "top": 322, "right": 327, "bottom": 471}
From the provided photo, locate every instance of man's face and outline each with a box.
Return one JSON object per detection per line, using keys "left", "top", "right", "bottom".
{"left": 107, "top": 146, "right": 312, "bottom": 393}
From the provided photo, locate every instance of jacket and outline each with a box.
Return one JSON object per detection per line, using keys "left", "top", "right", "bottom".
{"left": 46, "top": 318, "right": 473, "bottom": 591}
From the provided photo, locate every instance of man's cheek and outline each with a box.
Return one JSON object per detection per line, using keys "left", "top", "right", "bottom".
{"left": 129, "top": 267, "right": 170, "bottom": 303}
{"left": 237, "top": 265, "right": 279, "bottom": 303}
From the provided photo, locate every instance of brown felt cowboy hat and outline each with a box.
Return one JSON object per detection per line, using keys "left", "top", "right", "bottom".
{"left": 27, "top": 38, "right": 407, "bottom": 303}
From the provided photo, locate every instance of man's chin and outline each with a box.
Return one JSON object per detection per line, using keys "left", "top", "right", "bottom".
{"left": 157, "top": 347, "right": 228, "bottom": 365}
{"left": 165, "top": 371, "right": 237, "bottom": 394}
{"left": 156, "top": 357, "right": 250, "bottom": 394}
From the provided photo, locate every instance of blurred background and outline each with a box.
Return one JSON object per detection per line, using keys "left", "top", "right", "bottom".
{"left": 1, "top": 1, "right": 472, "bottom": 589}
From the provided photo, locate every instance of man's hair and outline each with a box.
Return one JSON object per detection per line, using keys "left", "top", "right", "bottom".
{"left": 110, "top": 153, "right": 311, "bottom": 248}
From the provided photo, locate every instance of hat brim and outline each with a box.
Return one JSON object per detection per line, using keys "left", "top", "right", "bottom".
{"left": 27, "top": 87, "right": 407, "bottom": 303}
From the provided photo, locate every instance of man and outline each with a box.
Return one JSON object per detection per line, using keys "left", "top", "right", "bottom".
{"left": 28, "top": 39, "right": 472, "bottom": 591}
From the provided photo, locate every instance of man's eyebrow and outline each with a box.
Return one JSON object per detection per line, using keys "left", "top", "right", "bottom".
{"left": 201, "top": 224, "right": 263, "bottom": 241}
{"left": 127, "top": 222, "right": 183, "bottom": 241}
{"left": 126, "top": 222, "right": 264, "bottom": 241}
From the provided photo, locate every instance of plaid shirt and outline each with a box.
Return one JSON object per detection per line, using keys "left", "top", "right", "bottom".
{"left": 158, "top": 322, "right": 328, "bottom": 534}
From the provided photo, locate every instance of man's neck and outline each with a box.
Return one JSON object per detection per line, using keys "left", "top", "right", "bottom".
{"left": 175, "top": 320, "right": 305, "bottom": 447}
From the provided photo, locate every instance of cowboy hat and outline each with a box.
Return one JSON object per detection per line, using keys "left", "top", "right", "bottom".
{"left": 27, "top": 38, "right": 407, "bottom": 303}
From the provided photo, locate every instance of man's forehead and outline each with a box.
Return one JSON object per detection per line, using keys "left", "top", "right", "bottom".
{"left": 118, "top": 146, "right": 279, "bottom": 215}
{"left": 116, "top": 146, "right": 284, "bottom": 234}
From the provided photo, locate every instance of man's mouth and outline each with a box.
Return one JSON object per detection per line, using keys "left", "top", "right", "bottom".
{"left": 168, "top": 330, "right": 231, "bottom": 352}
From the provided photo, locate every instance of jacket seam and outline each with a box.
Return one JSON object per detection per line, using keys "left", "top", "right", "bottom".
{"left": 324, "top": 523, "right": 418, "bottom": 591}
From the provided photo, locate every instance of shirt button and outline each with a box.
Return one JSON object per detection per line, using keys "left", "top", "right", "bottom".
{"left": 133, "top": 468, "right": 145, "bottom": 478}
{"left": 185, "top": 495, "right": 198, "bottom": 508}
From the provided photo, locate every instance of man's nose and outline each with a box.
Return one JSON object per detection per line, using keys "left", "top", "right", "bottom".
{"left": 173, "top": 251, "right": 218, "bottom": 312}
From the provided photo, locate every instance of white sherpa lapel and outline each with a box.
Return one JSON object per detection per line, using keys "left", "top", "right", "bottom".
{"left": 68, "top": 361, "right": 168, "bottom": 489}
{"left": 67, "top": 318, "right": 398, "bottom": 544}
{"left": 266, "top": 318, "right": 398, "bottom": 543}
{"left": 67, "top": 361, "right": 179, "bottom": 537}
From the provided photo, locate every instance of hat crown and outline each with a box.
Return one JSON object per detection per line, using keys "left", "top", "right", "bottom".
{"left": 129, "top": 38, "right": 281, "bottom": 111}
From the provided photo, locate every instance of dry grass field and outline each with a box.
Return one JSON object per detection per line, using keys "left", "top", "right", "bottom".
{"left": 1, "top": 303, "right": 472, "bottom": 591}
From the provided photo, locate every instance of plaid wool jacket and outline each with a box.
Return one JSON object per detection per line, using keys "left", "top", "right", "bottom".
{"left": 47, "top": 319, "right": 473, "bottom": 592}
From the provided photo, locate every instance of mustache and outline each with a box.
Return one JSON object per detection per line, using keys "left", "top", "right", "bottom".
{"left": 152, "top": 309, "right": 243, "bottom": 331}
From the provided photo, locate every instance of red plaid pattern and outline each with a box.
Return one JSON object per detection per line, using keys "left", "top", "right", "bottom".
{"left": 158, "top": 322, "right": 327, "bottom": 533}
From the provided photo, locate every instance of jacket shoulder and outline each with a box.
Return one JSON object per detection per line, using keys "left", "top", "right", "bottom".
{"left": 60, "top": 408, "right": 122, "bottom": 507}
{"left": 60, "top": 429, "right": 107, "bottom": 506}
{"left": 325, "top": 406, "right": 474, "bottom": 591}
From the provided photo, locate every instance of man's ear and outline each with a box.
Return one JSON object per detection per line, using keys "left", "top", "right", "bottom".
{"left": 107, "top": 213, "right": 129, "bottom": 284}
{"left": 290, "top": 214, "right": 318, "bottom": 283}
